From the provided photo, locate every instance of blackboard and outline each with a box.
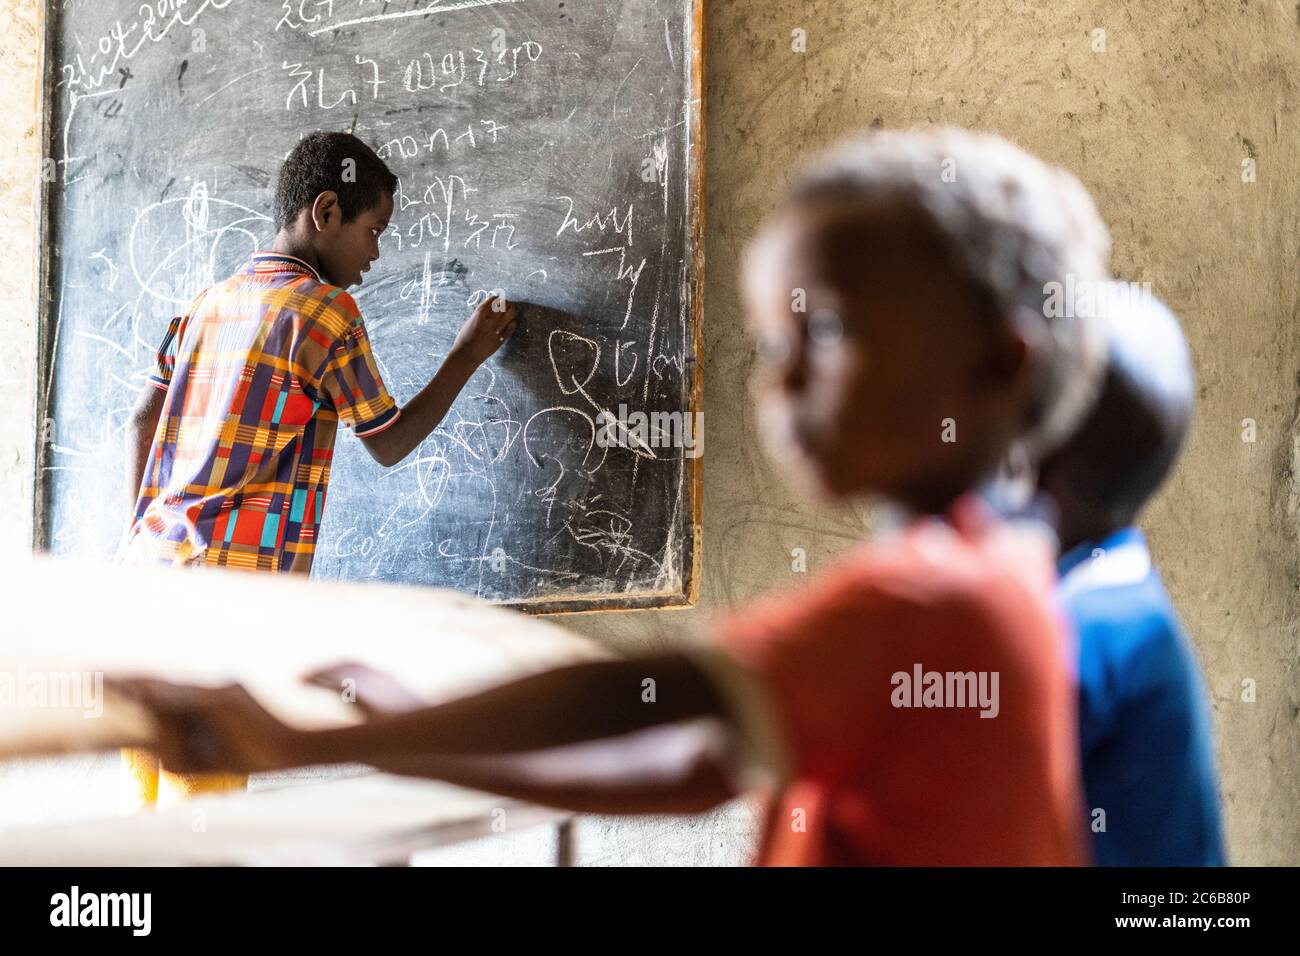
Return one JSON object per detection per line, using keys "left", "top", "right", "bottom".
{"left": 33, "top": 0, "right": 703, "bottom": 612}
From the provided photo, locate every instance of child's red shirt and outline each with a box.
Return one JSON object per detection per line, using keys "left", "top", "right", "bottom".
{"left": 709, "top": 495, "right": 1088, "bottom": 866}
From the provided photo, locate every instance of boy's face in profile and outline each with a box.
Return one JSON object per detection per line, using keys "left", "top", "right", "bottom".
{"left": 315, "top": 190, "right": 393, "bottom": 289}
{"left": 742, "top": 201, "right": 1028, "bottom": 508}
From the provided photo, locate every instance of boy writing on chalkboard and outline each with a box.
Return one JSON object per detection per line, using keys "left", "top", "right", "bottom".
{"left": 118, "top": 128, "right": 1107, "bottom": 863}
{"left": 117, "top": 131, "right": 517, "bottom": 809}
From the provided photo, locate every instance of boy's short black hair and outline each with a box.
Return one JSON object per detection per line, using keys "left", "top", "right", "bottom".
{"left": 273, "top": 131, "right": 398, "bottom": 232}
{"left": 1039, "top": 289, "right": 1194, "bottom": 530}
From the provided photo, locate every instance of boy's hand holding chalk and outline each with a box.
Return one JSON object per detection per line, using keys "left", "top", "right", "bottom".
{"left": 450, "top": 294, "right": 519, "bottom": 365}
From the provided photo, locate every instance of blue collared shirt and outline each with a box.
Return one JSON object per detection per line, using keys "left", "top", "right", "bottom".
{"left": 1058, "top": 527, "right": 1225, "bottom": 866}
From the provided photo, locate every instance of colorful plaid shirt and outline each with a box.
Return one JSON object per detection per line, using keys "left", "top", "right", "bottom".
{"left": 125, "top": 252, "right": 401, "bottom": 574}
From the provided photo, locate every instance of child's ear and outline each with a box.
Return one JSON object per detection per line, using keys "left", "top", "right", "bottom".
{"left": 310, "top": 191, "right": 341, "bottom": 232}
{"left": 978, "top": 307, "right": 1041, "bottom": 388}
{"left": 970, "top": 327, "right": 1022, "bottom": 387}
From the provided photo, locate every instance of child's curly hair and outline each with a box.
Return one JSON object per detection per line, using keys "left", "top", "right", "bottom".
{"left": 789, "top": 127, "right": 1111, "bottom": 459}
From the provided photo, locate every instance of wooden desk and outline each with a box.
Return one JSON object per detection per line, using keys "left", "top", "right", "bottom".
{"left": 0, "top": 554, "right": 608, "bottom": 757}
{"left": 0, "top": 554, "right": 607, "bottom": 864}
{"left": 0, "top": 771, "right": 574, "bottom": 866}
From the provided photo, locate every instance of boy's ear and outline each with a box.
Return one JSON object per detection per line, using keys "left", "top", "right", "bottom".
{"left": 978, "top": 306, "right": 1043, "bottom": 388}
{"left": 310, "top": 191, "right": 341, "bottom": 232}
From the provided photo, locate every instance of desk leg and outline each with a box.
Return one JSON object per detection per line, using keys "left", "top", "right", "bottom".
{"left": 555, "top": 819, "right": 575, "bottom": 867}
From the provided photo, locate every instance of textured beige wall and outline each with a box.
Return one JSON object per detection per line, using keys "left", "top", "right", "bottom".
{"left": 2, "top": 1, "right": 1296, "bottom": 864}
{"left": 0, "top": 0, "right": 37, "bottom": 554}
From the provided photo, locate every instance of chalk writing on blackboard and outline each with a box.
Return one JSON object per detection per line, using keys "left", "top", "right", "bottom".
{"left": 39, "top": 0, "right": 701, "bottom": 610}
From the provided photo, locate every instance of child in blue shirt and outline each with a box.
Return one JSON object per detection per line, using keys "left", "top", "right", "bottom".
{"left": 1038, "top": 287, "right": 1225, "bottom": 865}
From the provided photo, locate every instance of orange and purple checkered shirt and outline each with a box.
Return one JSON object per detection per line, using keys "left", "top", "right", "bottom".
{"left": 125, "top": 252, "right": 401, "bottom": 574}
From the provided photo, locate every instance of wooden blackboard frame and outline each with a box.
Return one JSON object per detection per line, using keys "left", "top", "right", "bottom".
{"left": 29, "top": 0, "right": 57, "bottom": 560}
{"left": 28, "top": 1, "right": 705, "bottom": 615}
